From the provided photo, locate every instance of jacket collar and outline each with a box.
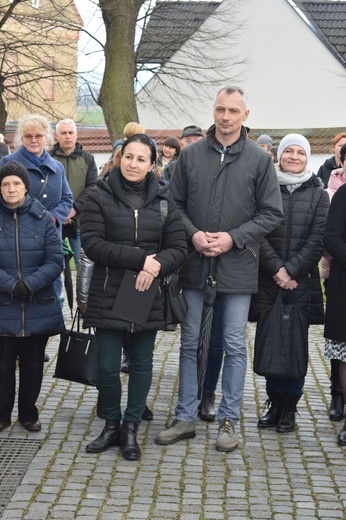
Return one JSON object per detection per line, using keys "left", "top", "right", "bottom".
{"left": 206, "top": 124, "right": 247, "bottom": 156}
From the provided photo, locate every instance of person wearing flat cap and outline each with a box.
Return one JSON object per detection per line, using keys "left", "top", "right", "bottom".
{"left": 0, "top": 161, "right": 65, "bottom": 434}
{"left": 162, "top": 125, "right": 204, "bottom": 183}
{"left": 251, "top": 133, "right": 329, "bottom": 434}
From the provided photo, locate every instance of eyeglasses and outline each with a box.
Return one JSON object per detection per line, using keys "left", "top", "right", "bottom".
{"left": 23, "top": 134, "right": 45, "bottom": 141}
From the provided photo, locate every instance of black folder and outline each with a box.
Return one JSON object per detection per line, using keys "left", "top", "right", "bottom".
{"left": 111, "top": 270, "right": 160, "bottom": 326}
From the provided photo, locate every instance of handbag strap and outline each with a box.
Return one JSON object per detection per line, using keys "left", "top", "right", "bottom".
{"left": 70, "top": 309, "right": 94, "bottom": 335}
{"left": 159, "top": 199, "right": 168, "bottom": 252}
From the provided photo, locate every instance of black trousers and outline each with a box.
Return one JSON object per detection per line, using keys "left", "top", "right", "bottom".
{"left": 0, "top": 335, "right": 48, "bottom": 423}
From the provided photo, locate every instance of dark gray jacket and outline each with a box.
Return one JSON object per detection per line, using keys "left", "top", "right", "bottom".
{"left": 169, "top": 125, "right": 283, "bottom": 294}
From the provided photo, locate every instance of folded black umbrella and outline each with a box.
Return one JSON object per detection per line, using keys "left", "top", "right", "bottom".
{"left": 62, "top": 238, "right": 74, "bottom": 318}
{"left": 197, "top": 258, "right": 217, "bottom": 399}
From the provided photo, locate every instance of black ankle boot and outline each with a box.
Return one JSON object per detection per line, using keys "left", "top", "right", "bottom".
{"left": 199, "top": 391, "right": 216, "bottom": 421}
{"left": 85, "top": 420, "right": 121, "bottom": 453}
{"left": 258, "top": 394, "right": 282, "bottom": 429}
{"left": 329, "top": 381, "right": 344, "bottom": 422}
{"left": 276, "top": 395, "right": 300, "bottom": 433}
{"left": 337, "top": 419, "right": 346, "bottom": 446}
{"left": 121, "top": 422, "right": 140, "bottom": 460}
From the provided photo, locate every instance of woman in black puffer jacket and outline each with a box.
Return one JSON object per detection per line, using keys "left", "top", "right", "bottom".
{"left": 80, "top": 134, "right": 187, "bottom": 460}
{"left": 250, "top": 134, "right": 329, "bottom": 434}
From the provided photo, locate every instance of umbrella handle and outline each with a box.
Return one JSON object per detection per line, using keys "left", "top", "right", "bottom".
{"left": 207, "top": 257, "right": 216, "bottom": 287}
{"left": 208, "top": 257, "right": 216, "bottom": 276}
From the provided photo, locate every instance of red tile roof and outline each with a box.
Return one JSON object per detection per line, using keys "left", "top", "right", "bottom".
{"left": 4, "top": 127, "right": 346, "bottom": 155}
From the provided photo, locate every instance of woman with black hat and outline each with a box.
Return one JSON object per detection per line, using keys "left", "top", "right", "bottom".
{"left": 0, "top": 161, "right": 65, "bottom": 433}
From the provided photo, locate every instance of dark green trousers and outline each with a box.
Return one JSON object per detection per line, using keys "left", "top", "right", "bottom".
{"left": 96, "top": 328, "right": 156, "bottom": 424}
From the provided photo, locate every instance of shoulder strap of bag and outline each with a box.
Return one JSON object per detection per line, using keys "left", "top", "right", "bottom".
{"left": 159, "top": 199, "right": 168, "bottom": 252}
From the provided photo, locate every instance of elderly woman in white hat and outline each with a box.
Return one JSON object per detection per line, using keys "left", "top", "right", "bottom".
{"left": 250, "top": 134, "right": 329, "bottom": 434}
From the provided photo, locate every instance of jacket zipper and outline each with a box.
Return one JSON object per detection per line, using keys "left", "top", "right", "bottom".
{"left": 131, "top": 209, "right": 140, "bottom": 332}
{"left": 14, "top": 212, "right": 25, "bottom": 335}
{"left": 284, "top": 192, "right": 293, "bottom": 262}
{"left": 247, "top": 246, "right": 257, "bottom": 259}
{"left": 133, "top": 209, "right": 139, "bottom": 245}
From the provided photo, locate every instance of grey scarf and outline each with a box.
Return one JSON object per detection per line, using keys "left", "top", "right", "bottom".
{"left": 276, "top": 168, "right": 313, "bottom": 192}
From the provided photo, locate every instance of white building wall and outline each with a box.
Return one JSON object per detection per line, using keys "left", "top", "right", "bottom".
{"left": 137, "top": 0, "right": 346, "bottom": 130}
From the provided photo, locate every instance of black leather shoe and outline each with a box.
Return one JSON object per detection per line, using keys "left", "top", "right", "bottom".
{"left": 258, "top": 396, "right": 281, "bottom": 429}
{"left": 329, "top": 395, "right": 344, "bottom": 422}
{"left": 337, "top": 420, "right": 346, "bottom": 446}
{"left": 0, "top": 420, "right": 11, "bottom": 432}
{"left": 21, "top": 420, "right": 41, "bottom": 432}
{"left": 142, "top": 405, "right": 153, "bottom": 421}
{"left": 86, "top": 420, "right": 121, "bottom": 453}
{"left": 199, "top": 391, "right": 216, "bottom": 422}
{"left": 121, "top": 422, "right": 140, "bottom": 460}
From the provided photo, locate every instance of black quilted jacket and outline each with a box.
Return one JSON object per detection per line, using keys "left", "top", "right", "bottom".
{"left": 80, "top": 168, "right": 187, "bottom": 332}
{"left": 249, "top": 174, "right": 329, "bottom": 325}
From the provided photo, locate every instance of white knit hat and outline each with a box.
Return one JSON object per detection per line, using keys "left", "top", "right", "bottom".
{"left": 277, "top": 134, "right": 311, "bottom": 165}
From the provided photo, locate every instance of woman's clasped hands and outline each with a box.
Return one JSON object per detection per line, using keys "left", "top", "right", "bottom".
{"left": 136, "top": 254, "right": 161, "bottom": 292}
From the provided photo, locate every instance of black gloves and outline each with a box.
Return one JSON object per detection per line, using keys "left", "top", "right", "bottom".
{"left": 13, "top": 280, "right": 31, "bottom": 300}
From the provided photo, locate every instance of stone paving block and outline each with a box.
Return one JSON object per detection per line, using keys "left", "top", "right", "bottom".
{"left": 1, "top": 322, "right": 346, "bottom": 519}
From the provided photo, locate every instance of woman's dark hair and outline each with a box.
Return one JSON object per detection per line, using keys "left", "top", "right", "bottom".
{"left": 163, "top": 137, "right": 181, "bottom": 156}
{"left": 121, "top": 133, "right": 157, "bottom": 164}
{"left": 340, "top": 143, "right": 346, "bottom": 165}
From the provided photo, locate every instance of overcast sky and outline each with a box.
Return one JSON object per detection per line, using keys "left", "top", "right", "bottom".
{"left": 74, "top": 0, "right": 105, "bottom": 81}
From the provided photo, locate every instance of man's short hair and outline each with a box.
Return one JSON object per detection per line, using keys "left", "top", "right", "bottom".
{"left": 56, "top": 118, "right": 77, "bottom": 133}
{"left": 214, "top": 84, "right": 248, "bottom": 109}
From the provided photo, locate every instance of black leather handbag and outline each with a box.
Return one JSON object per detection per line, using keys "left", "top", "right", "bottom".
{"left": 163, "top": 272, "right": 188, "bottom": 325}
{"left": 54, "top": 310, "right": 98, "bottom": 386}
{"left": 159, "top": 200, "right": 188, "bottom": 326}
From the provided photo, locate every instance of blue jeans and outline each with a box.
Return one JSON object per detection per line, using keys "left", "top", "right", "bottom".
{"left": 203, "top": 297, "right": 223, "bottom": 394}
{"left": 69, "top": 228, "right": 81, "bottom": 269}
{"left": 175, "top": 290, "right": 251, "bottom": 424}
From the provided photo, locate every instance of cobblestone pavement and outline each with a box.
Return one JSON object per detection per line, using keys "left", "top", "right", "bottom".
{"left": 1, "top": 304, "right": 346, "bottom": 520}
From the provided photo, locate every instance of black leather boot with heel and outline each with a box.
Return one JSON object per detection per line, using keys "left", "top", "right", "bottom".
{"left": 121, "top": 422, "right": 140, "bottom": 461}
{"left": 329, "top": 381, "right": 344, "bottom": 422}
{"left": 85, "top": 420, "right": 121, "bottom": 453}
{"left": 276, "top": 395, "right": 301, "bottom": 433}
{"left": 258, "top": 394, "right": 282, "bottom": 429}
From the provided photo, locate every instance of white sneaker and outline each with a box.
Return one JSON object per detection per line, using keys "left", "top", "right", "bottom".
{"left": 216, "top": 418, "right": 238, "bottom": 452}
{"left": 155, "top": 419, "right": 196, "bottom": 445}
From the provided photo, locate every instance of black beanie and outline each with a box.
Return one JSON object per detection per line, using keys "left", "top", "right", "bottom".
{"left": 0, "top": 161, "right": 31, "bottom": 192}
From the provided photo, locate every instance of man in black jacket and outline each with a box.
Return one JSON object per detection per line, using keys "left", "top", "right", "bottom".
{"left": 155, "top": 85, "right": 283, "bottom": 452}
{"left": 51, "top": 119, "right": 98, "bottom": 267}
